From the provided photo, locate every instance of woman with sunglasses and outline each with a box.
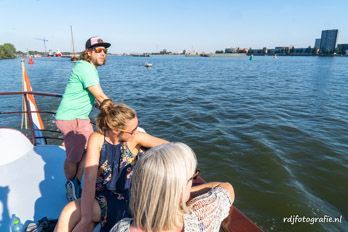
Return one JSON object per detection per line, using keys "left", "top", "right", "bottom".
{"left": 56, "top": 36, "right": 112, "bottom": 203}
{"left": 111, "top": 142, "right": 235, "bottom": 232}
{"left": 54, "top": 99, "right": 168, "bottom": 232}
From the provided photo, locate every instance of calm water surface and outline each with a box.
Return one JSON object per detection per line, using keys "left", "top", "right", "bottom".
{"left": 1, "top": 56, "right": 347, "bottom": 231}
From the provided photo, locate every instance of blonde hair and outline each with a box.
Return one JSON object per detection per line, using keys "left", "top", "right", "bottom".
{"left": 130, "top": 142, "right": 197, "bottom": 232}
{"left": 96, "top": 99, "right": 136, "bottom": 133}
{"left": 80, "top": 48, "right": 107, "bottom": 65}
{"left": 79, "top": 49, "right": 91, "bottom": 62}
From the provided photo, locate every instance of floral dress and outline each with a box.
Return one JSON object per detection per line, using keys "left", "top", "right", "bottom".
{"left": 95, "top": 138, "right": 140, "bottom": 231}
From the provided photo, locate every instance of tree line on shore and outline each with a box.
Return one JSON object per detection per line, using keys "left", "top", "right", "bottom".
{"left": 0, "top": 43, "right": 16, "bottom": 59}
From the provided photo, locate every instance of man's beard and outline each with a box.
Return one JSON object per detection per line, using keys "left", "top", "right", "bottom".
{"left": 93, "top": 58, "right": 106, "bottom": 66}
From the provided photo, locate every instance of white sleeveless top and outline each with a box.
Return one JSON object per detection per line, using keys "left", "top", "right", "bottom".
{"left": 110, "top": 187, "right": 232, "bottom": 232}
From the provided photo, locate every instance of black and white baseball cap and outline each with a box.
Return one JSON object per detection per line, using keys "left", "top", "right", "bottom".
{"left": 85, "top": 36, "right": 111, "bottom": 49}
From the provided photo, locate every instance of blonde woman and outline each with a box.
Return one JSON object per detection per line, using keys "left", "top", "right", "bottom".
{"left": 54, "top": 99, "right": 168, "bottom": 232}
{"left": 111, "top": 142, "right": 235, "bottom": 232}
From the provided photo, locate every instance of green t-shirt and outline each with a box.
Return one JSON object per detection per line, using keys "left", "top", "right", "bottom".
{"left": 56, "top": 60, "right": 99, "bottom": 120}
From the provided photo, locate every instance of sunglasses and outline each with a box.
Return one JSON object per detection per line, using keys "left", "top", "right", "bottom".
{"left": 119, "top": 123, "right": 138, "bottom": 135}
{"left": 188, "top": 169, "right": 200, "bottom": 182}
{"left": 93, "top": 47, "right": 107, "bottom": 54}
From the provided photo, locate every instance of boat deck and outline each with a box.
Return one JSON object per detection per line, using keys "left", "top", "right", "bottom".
{"left": 0, "top": 128, "right": 66, "bottom": 230}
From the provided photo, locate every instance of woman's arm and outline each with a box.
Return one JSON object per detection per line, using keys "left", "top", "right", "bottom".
{"left": 190, "top": 182, "right": 235, "bottom": 203}
{"left": 133, "top": 132, "right": 168, "bottom": 148}
{"left": 77, "top": 133, "right": 103, "bottom": 227}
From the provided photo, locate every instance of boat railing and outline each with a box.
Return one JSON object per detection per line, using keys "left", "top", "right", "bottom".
{"left": 0, "top": 91, "right": 63, "bottom": 145}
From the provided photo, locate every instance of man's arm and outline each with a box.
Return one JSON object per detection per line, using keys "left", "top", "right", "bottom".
{"left": 88, "top": 84, "right": 109, "bottom": 105}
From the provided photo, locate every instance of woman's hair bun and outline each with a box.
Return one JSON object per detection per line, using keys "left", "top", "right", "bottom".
{"left": 99, "top": 99, "right": 113, "bottom": 114}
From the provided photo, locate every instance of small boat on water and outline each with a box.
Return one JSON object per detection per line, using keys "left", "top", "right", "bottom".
{"left": 131, "top": 53, "right": 150, "bottom": 57}
{"left": 144, "top": 62, "right": 153, "bottom": 68}
{"left": 70, "top": 56, "right": 79, "bottom": 62}
{"left": 0, "top": 61, "right": 262, "bottom": 232}
{"left": 55, "top": 50, "right": 62, "bottom": 57}
{"left": 200, "top": 53, "right": 210, "bottom": 57}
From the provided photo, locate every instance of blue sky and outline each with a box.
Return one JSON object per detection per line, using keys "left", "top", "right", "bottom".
{"left": 0, "top": 0, "right": 347, "bottom": 53}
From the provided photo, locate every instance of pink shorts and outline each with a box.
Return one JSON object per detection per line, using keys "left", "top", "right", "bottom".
{"left": 55, "top": 119, "right": 93, "bottom": 163}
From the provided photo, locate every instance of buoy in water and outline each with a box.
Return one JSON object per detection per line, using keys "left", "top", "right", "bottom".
{"left": 28, "top": 56, "right": 34, "bottom": 64}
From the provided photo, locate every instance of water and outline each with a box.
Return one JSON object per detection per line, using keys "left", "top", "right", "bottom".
{"left": 1, "top": 56, "right": 347, "bottom": 231}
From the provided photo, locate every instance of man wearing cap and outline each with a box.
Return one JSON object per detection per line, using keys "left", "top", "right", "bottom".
{"left": 55, "top": 36, "right": 111, "bottom": 202}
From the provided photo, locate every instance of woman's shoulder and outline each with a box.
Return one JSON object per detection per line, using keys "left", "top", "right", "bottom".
{"left": 87, "top": 131, "right": 105, "bottom": 148}
{"left": 186, "top": 187, "right": 232, "bottom": 231}
{"left": 109, "top": 218, "right": 132, "bottom": 232}
{"left": 189, "top": 186, "right": 232, "bottom": 207}
{"left": 124, "top": 131, "right": 146, "bottom": 150}
{"left": 89, "top": 131, "right": 104, "bottom": 140}
{"left": 131, "top": 131, "right": 146, "bottom": 141}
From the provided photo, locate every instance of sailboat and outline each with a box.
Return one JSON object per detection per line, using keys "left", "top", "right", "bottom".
{"left": 70, "top": 26, "right": 79, "bottom": 62}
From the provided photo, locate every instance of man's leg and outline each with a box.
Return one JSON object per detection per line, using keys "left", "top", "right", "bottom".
{"left": 64, "top": 132, "right": 86, "bottom": 201}
{"left": 75, "top": 151, "right": 87, "bottom": 182}
{"left": 65, "top": 150, "right": 86, "bottom": 201}
{"left": 57, "top": 122, "right": 84, "bottom": 201}
{"left": 56, "top": 119, "right": 80, "bottom": 182}
{"left": 74, "top": 119, "right": 93, "bottom": 182}
{"left": 56, "top": 119, "right": 92, "bottom": 202}
{"left": 64, "top": 159, "right": 78, "bottom": 181}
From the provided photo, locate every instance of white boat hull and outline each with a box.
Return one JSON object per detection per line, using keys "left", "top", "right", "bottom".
{"left": 0, "top": 128, "right": 66, "bottom": 230}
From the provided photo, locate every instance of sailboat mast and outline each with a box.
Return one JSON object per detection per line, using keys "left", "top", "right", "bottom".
{"left": 70, "top": 25, "right": 76, "bottom": 56}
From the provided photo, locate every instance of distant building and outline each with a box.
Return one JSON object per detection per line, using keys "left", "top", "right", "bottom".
{"left": 267, "top": 49, "right": 275, "bottom": 55}
{"left": 319, "top": 29, "right": 338, "bottom": 55}
{"left": 248, "top": 48, "right": 267, "bottom": 55}
{"left": 292, "top": 47, "right": 315, "bottom": 56}
{"left": 159, "top": 49, "right": 171, "bottom": 55}
{"left": 274, "top": 46, "right": 293, "bottom": 55}
{"left": 314, "top": 39, "right": 321, "bottom": 49}
{"left": 237, "top": 48, "right": 248, "bottom": 53}
{"left": 337, "top": 44, "right": 348, "bottom": 55}
{"left": 225, "top": 48, "right": 238, "bottom": 53}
